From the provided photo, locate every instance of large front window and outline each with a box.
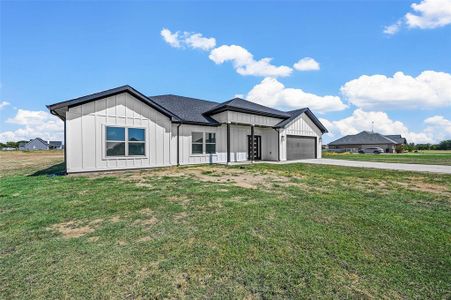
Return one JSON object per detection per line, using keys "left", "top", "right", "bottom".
{"left": 192, "top": 132, "right": 216, "bottom": 155}
{"left": 106, "top": 126, "right": 145, "bottom": 157}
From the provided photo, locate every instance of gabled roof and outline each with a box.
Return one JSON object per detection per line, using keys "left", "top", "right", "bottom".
{"left": 274, "top": 108, "right": 328, "bottom": 133}
{"left": 149, "top": 94, "right": 220, "bottom": 126}
{"left": 205, "top": 98, "right": 290, "bottom": 119}
{"left": 329, "top": 131, "right": 401, "bottom": 146}
{"left": 384, "top": 135, "right": 407, "bottom": 144}
{"left": 47, "top": 85, "right": 177, "bottom": 121}
{"left": 46, "top": 85, "right": 327, "bottom": 132}
{"left": 34, "top": 138, "right": 49, "bottom": 146}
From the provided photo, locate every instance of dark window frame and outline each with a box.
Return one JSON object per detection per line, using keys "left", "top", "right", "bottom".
{"left": 105, "top": 126, "right": 146, "bottom": 158}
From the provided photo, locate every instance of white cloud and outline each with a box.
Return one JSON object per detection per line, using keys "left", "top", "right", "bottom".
{"left": 293, "top": 57, "right": 320, "bottom": 71}
{"left": 184, "top": 33, "right": 216, "bottom": 51}
{"left": 0, "top": 101, "right": 10, "bottom": 110}
{"left": 209, "top": 45, "right": 292, "bottom": 77}
{"left": 383, "top": 21, "right": 402, "bottom": 35}
{"left": 160, "top": 28, "right": 216, "bottom": 51}
{"left": 246, "top": 77, "right": 347, "bottom": 113}
{"left": 160, "top": 28, "right": 181, "bottom": 48}
{"left": 341, "top": 71, "right": 451, "bottom": 110}
{"left": 0, "top": 109, "right": 63, "bottom": 142}
{"left": 384, "top": 0, "right": 451, "bottom": 34}
{"left": 322, "top": 109, "right": 447, "bottom": 144}
{"left": 406, "top": 0, "right": 451, "bottom": 29}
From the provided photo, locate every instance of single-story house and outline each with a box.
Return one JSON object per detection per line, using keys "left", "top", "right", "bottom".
{"left": 19, "top": 138, "right": 64, "bottom": 151}
{"left": 328, "top": 131, "right": 407, "bottom": 153}
{"left": 47, "top": 85, "right": 327, "bottom": 174}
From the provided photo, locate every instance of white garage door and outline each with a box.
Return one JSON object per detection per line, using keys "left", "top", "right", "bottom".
{"left": 287, "top": 136, "right": 316, "bottom": 160}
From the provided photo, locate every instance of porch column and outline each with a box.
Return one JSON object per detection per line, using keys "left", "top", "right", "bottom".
{"left": 250, "top": 124, "right": 255, "bottom": 162}
{"left": 227, "top": 123, "right": 230, "bottom": 164}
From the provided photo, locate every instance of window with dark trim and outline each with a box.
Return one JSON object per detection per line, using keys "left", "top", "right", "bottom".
{"left": 191, "top": 132, "right": 203, "bottom": 154}
{"left": 106, "top": 126, "right": 145, "bottom": 157}
{"left": 191, "top": 132, "right": 216, "bottom": 155}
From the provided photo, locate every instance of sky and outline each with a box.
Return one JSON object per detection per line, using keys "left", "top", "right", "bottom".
{"left": 1, "top": 0, "right": 450, "bottom": 144}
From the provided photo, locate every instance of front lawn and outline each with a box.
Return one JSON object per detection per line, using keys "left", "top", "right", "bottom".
{"left": 1, "top": 151, "right": 450, "bottom": 298}
{"left": 323, "top": 151, "right": 451, "bottom": 165}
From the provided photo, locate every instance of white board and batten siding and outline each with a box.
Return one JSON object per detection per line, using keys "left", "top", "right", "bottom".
{"left": 66, "top": 92, "right": 174, "bottom": 173}
{"left": 211, "top": 111, "right": 283, "bottom": 127}
{"left": 280, "top": 113, "right": 323, "bottom": 160}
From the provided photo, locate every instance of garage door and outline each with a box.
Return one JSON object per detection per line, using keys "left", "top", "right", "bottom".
{"left": 287, "top": 136, "right": 316, "bottom": 160}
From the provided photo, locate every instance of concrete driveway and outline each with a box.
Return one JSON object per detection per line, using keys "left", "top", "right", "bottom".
{"left": 298, "top": 158, "right": 451, "bottom": 174}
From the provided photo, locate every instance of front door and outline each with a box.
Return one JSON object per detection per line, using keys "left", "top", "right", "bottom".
{"left": 247, "top": 135, "right": 262, "bottom": 160}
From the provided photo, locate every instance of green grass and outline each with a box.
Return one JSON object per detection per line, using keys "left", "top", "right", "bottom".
{"left": 323, "top": 151, "right": 451, "bottom": 165}
{"left": 1, "top": 152, "right": 450, "bottom": 298}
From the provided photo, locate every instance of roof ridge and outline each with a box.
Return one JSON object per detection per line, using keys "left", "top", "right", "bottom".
{"left": 150, "top": 94, "right": 219, "bottom": 105}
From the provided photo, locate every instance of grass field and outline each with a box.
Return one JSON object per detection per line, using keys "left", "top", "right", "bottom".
{"left": 323, "top": 150, "right": 451, "bottom": 165}
{"left": 1, "top": 151, "right": 450, "bottom": 298}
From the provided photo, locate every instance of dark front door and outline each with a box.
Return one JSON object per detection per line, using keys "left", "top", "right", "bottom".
{"left": 248, "top": 135, "right": 262, "bottom": 160}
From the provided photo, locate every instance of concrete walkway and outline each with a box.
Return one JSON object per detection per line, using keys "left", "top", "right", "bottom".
{"left": 297, "top": 158, "right": 451, "bottom": 174}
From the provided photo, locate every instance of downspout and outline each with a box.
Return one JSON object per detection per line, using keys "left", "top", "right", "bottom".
{"left": 272, "top": 127, "right": 281, "bottom": 161}
{"left": 176, "top": 123, "right": 181, "bottom": 166}
{"left": 227, "top": 122, "right": 230, "bottom": 164}
{"left": 64, "top": 119, "right": 67, "bottom": 174}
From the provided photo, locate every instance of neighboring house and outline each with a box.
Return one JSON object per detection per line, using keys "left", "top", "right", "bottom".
{"left": 49, "top": 141, "right": 63, "bottom": 149}
{"left": 21, "top": 138, "right": 50, "bottom": 150}
{"left": 328, "top": 131, "right": 407, "bottom": 153}
{"left": 47, "top": 85, "right": 328, "bottom": 173}
{"left": 20, "top": 138, "right": 63, "bottom": 151}
{"left": 18, "top": 141, "right": 27, "bottom": 150}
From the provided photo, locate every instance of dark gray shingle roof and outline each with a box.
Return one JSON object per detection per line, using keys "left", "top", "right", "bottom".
{"left": 329, "top": 131, "right": 402, "bottom": 146}
{"left": 47, "top": 85, "right": 327, "bottom": 132}
{"left": 274, "top": 108, "right": 328, "bottom": 133}
{"left": 205, "top": 98, "right": 290, "bottom": 119}
{"left": 149, "top": 94, "right": 220, "bottom": 126}
{"left": 384, "top": 135, "right": 407, "bottom": 144}
{"left": 47, "top": 85, "right": 176, "bottom": 121}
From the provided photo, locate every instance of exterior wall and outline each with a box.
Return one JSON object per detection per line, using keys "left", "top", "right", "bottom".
{"left": 280, "top": 113, "right": 323, "bottom": 160}
{"left": 24, "top": 139, "right": 49, "bottom": 151}
{"left": 174, "top": 124, "right": 279, "bottom": 165}
{"left": 211, "top": 111, "right": 283, "bottom": 127}
{"left": 66, "top": 92, "right": 173, "bottom": 173}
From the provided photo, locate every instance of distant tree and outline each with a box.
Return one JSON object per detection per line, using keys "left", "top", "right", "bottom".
{"left": 437, "top": 140, "right": 451, "bottom": 150}
{"left": 395, "top": 144, "right": 404, "bottom": 153}
{"left": 5, "top": 141, "right": 19, "bottom": 148}
{"left": 405, "top": 143, "right": 415, "bottom": 152}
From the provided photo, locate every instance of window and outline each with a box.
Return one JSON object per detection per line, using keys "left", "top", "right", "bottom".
{"left": 106, "top": 126, "right": 145, "bottom": 157}
{"left": 192, "top": 132, "right": 203, "bottom": 154}
{"left": 128, "top": 128, "right": 145, "bottom": 156}
{"left": 106, "top": 127, "right": 125, "bottom": 156}
{"left": 205, "top": 133, "right": 216, "bottom": 154}
{"left": 191, "top": 132, "right": 216, "bottom": 155}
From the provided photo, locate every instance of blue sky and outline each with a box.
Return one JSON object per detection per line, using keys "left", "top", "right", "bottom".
{"left": 1, "top": 0, "right": 450, "bottom": 143}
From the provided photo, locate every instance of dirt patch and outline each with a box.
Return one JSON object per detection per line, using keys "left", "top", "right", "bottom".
{"left": 116, "top": 165, "right": 303, "bottom": 189}
{"left": 173, "top": 211, "right": 188, "bottom": 222}
{"left": 88, "top": 236, "right": 99, "bottom": 242}
{"left": 110, "top": 216, "right": 122, "bottom": 223}
{"left": 117, "top": 240, "right": 128, "bottom": 246}
{"left": 137, "top": 236, "right": 153, "bottom": 242}
{"left": 51, "top": 220, "right": 101, "bottom": 239}
{"left": 397, "top": 180, "right": 450, "bottom": 195}
{"left": 133, "top": 217, "right": 158, "bottom": 227}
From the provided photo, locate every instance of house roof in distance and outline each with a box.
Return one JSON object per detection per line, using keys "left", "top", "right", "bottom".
{"left": 47, "top": 85, "right": 328, "bottom": 132}
{"left": 329, "top": 131, "right": 405, "bottom": 146}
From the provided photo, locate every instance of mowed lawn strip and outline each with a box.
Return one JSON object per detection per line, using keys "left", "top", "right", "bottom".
{"left": 1, "top": 151, "right": 450, "bottom": 298}
{"left": 323, "top": 151, "right": 451, "bottom": 165}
